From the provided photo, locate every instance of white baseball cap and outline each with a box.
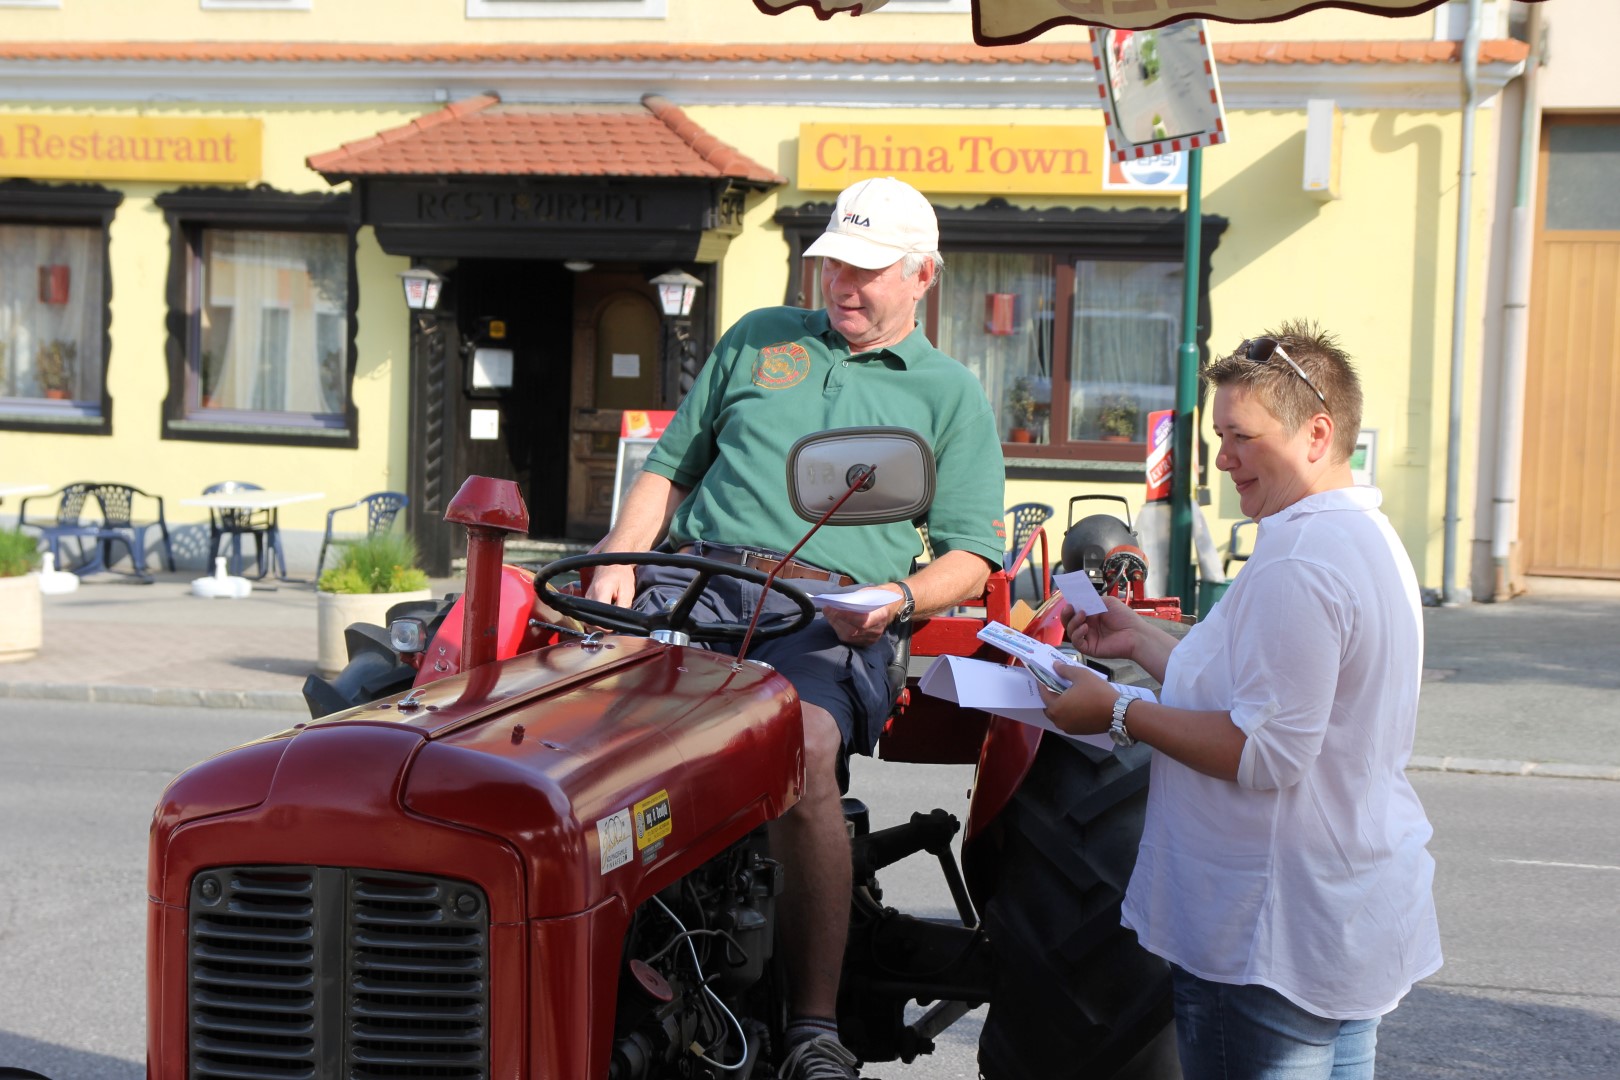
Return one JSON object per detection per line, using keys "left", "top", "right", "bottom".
{"left": 804, "top": 176, "right": 939, "bottom": 270}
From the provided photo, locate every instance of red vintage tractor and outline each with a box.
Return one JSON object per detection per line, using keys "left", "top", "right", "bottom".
{"left": 147, "top": 429, "right": 1182, "bottom": 1080}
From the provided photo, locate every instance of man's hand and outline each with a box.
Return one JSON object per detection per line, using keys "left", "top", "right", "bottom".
{"left": 584, "top": 562, "right": 637, "bottom": 608}
{"left": 1036, "top": 660, "right": 1115, "bottom": 736}
{"left": 821, "top": 583, "right": 905, "bottom": 647}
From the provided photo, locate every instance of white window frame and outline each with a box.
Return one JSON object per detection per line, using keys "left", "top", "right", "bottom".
{"left": 201, "top": 0, "right": 311, "bottom": 8}
{"left": 467, "top": 0, "right": 666, "bottom": 18}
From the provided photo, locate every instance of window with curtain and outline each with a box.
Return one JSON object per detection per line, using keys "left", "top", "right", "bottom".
{"left": 197, "top": 229, "right": 346, "bottom": 416}
{"left": 933, "top": 252, "right": 1056, "bottom": 444}
{"left": 158, "top": 187, "right": 356, "bottom": 447}
{"left": 0, "top": 223, "right": 105, "bottom": 415}
{"left": 1067, "top": 260, "right": 1181, "bottom": 443}
{"left": 804, "top": 250, "right": 1183, "bottom": 457}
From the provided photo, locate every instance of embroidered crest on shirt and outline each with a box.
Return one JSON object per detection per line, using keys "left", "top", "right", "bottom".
{"left": 752, "top": 342, "right": 812, "bottom": 390}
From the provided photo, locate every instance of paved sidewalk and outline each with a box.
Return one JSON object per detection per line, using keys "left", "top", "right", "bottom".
{"left": 1, "top": 571, "right": 1617, "bottom": 778}
{"left": 0, "top": 570, "right": 463, "bottom": 713}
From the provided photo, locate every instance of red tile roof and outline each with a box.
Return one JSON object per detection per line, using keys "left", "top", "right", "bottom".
{"left": 0, "top": 39, "right": 1530, "bottom": 67}
{"left": 306, "top": 94, "right": 785, "bottom": 185}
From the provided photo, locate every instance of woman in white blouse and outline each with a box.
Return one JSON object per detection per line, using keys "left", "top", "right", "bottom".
{"left": 1041, "top": 323, "right": 1441, "bottom": 1080}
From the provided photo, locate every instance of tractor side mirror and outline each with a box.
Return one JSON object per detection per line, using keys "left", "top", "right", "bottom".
{"left": 786, "top": 427, "right": 935, "bottom": 526}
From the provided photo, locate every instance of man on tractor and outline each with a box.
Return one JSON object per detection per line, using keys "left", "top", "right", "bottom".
{"left": 585, "top": 175, "right": 1006, "bottom": 1079}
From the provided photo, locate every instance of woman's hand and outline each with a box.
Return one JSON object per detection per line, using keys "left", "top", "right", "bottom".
{"left": 1066, "top": 595, "right": 1148, "bottom": 661}
{"left": 1036, "top": 660, "right": 1117, "bottom": 736}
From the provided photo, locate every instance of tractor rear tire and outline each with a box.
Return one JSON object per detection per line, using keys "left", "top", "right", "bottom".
{"left": 977, "top": 734, "right": 1178, "bottom": 1080}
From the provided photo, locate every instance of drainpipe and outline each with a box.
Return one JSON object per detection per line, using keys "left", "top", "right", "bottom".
{"left": 1442, "top": 0, "right": 1483, "bottom": 606}
{"left": 1489, "top": 2, "right": 1544, "bottom": 601}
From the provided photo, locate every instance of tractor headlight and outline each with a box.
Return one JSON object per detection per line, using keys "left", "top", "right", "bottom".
{"left": 389, "top": 617, "right": 428, "bottom": 654}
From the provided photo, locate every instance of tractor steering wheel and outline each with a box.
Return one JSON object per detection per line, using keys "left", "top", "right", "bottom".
{"left": 533, "top": 551, "right": 817, "bottom": 645}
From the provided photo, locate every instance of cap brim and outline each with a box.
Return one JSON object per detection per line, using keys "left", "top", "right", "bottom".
{"left": 804, "top": 232, "right": 906, "bottom": 271}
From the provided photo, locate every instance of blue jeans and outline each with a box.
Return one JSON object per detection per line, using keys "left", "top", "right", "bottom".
{"left": 1170, "top": 966, "right": 1381, "bottom": 1080}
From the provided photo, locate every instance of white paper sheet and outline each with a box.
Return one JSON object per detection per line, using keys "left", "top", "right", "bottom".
{"left": 808, "top": 586, "right": 898, "bottom": 613}
{"left": 918, "top": 655, "right": 1115, "bottom": 751}
{"left": 1053, "top": 569, "right": 1109, "bottom": 616}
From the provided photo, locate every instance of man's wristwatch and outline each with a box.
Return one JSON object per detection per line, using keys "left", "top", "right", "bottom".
{"left": 1109, "top": 694, "right": 1136, "bottom": 748}
{"left": 893, "top": 580, "right": 915, "bottom": 624}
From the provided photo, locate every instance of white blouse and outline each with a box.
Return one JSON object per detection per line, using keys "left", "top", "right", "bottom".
{"left": 1121, "top": 486, "right": 1442, "bottom": 1019}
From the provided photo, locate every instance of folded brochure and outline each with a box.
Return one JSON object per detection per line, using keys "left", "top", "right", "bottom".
{"left": 975, "top": 620, "right": 1078, "bottom": 692}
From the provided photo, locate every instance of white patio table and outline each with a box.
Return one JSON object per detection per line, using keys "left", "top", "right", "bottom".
{"left": 180, "top": 490, "right": 325, "bottom": 581}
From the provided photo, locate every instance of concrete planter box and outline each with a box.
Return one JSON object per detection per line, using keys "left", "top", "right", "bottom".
{"left": 0, "top": 573, "right": 43, "bottom": 664}
{"left": 315, "top": 588, "right": 433, "bottom": 678}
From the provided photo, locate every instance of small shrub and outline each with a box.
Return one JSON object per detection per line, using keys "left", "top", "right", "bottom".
{"left": 0, "top": 528, "right": 40, "bottom": 577}
{"left": 317, "top": 530, "right": 429, "bottom": 594}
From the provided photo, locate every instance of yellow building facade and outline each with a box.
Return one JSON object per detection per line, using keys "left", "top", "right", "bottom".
{"left": 0, "top": 0, "right": 1547, "bottom": 595}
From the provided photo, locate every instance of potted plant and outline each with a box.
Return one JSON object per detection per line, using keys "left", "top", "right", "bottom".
{"left": 0, "top": 528, "right": 43, "bottom": 664}
{"left": 1007, "top": 377, "right": 1037, "bottom": 443}
{"left": 1098, "top": 395, "right": 1140, "bottom": 442}
{"left": 36, "top": 339, "right": 77, "bottom": 400}
{"left": 314, "top": 529, "right": 433, "bottom": 677}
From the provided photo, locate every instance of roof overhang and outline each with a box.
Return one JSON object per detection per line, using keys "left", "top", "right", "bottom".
{"left": 0, "top": 41, "right": 1530, "bottom": 112}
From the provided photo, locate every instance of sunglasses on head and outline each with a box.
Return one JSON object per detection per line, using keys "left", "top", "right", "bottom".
{"left": 1241, "top": 337, "right": 1327, "bottom": 408}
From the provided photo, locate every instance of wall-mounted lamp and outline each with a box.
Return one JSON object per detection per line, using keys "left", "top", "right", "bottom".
{"left": 650, "top": 269, "right": 704, "bottom": 406}
{"left": 650, "top": 268, "right": 703, "bottom": 319}
{"left": 563, "top": 260, "right": 595, "bottom": 273}
{"left": 399, "top": 267, "right": 444, "bottom": 312}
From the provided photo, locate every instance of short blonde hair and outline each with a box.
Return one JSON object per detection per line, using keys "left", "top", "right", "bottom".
{"left": 1202, "top": 320, "right": 1363, "bottom": 462}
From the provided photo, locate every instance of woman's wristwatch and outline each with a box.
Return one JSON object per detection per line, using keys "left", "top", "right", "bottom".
{"left": 1109, "top": 694, "right": 1136, "bottom": 748}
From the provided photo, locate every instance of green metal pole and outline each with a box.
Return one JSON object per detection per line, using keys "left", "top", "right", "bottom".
{"left": 1169, "top": 149, "right": 1203, "bottom": 613}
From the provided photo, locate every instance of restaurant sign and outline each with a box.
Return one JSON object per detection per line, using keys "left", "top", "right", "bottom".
{"left": 0, "top": 114, "right": 262, "bottom": 184}
{"left": 798, "top": 122, "right": 1183, "bottom": 196}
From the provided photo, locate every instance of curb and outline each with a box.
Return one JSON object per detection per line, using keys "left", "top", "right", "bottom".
{"left": 1407, "top": 754, "right": 1620, "bottom": 782}
{"left": 0, "top": 681, "right": 306, "bottom": 713}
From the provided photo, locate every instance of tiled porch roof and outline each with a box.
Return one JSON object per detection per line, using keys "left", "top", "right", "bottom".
{"left": 306, "top": 93, "right": 785, "bottom": 184}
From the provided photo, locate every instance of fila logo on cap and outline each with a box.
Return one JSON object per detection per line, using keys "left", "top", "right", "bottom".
{"left": 805, "top": 176, "right": 940, "bottom": 271}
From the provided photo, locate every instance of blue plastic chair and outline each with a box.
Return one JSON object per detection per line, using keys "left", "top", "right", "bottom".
{"left": 89, "top": 483, "right": 177, "bottom": 582}
{"left": 1003, "top": 502, "right": 1055, "bottom": 601}
{"left": 316, "top": 491, "right": 409, "bottom": 579}
{"left": 17, "top": 482, "right": 101, "bottom": 572}
{"left": 204, "top": 481, "right": 286, "bottom": 579}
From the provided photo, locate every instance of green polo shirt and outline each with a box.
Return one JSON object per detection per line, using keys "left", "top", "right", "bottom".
{"left": 642, "top": 306, "right": 1005, "bottom": 586}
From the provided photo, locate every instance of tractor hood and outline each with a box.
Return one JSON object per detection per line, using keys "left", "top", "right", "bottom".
{"left": 150, "top": 637, "right": 804, "bottom": 922}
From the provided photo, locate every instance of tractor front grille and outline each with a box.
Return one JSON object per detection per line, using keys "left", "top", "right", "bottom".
{"left": 188, "top": 867, "right": 489, "bottom": 1080}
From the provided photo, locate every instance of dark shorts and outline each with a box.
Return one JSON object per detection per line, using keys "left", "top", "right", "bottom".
{"left": 632, "top": 562, "right": 898, "bottom": 764}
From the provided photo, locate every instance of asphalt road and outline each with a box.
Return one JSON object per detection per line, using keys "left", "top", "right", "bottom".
{"left": 2, "top": 700, "right": 1617, "bottom": 1080}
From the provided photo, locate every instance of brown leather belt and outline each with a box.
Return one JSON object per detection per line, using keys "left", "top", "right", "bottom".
{"left": 675, "top": 543, "right": 854, "bottom": 587}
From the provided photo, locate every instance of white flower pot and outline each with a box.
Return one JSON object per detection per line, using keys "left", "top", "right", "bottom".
{"left": 0, "top": 573, "right": 43, "bottom": 664}
{"left": 315, "top": 588, "right": 433, "bottom": 678}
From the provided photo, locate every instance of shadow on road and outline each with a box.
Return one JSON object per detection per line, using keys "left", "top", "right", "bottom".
{"left": 1380, "top": 983, "right": 1620, "bottom": 1078}
{"left": 0, "top": 1031, "right": 139, "bottom": 1080}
